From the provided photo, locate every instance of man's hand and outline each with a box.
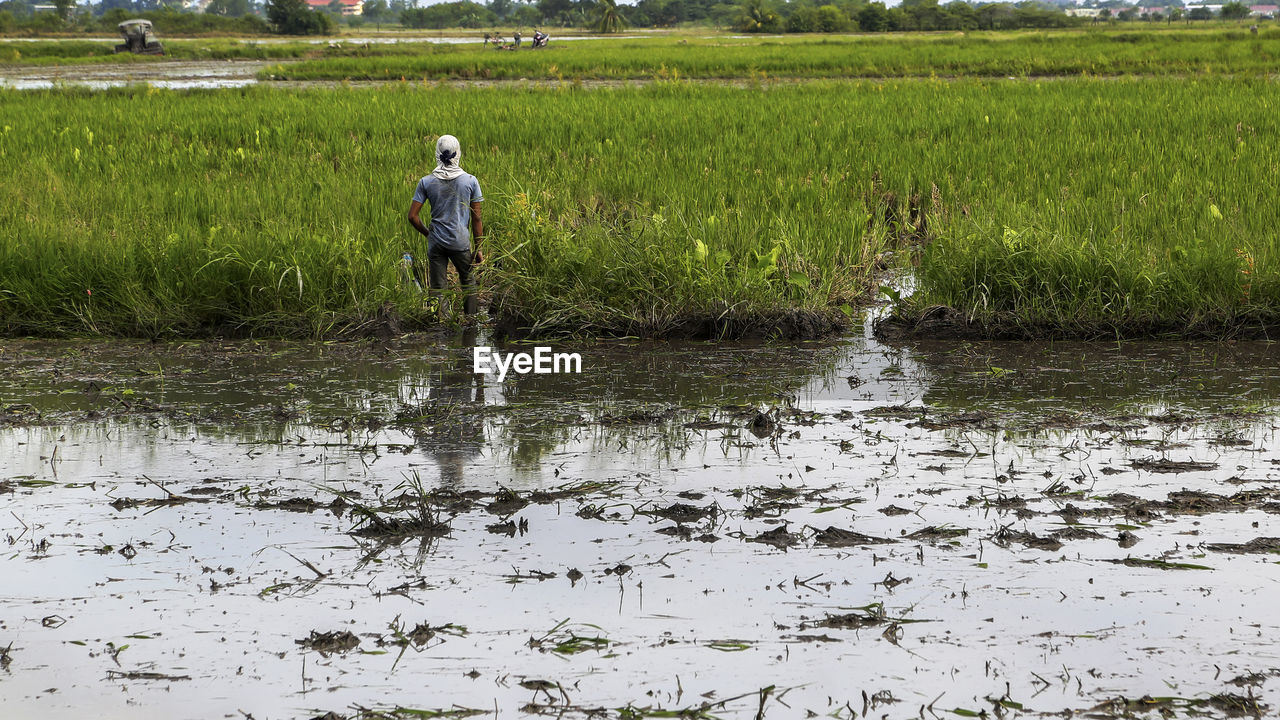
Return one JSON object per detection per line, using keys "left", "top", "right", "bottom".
{"left": 469, "top": 201, "right": 484, "bottom": 266}
{"left": 407, "top": 200, "right": 429, "bottom": 238}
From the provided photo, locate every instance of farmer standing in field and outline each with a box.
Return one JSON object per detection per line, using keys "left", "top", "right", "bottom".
{"left": 408, "top": 135, "right": 484, "bottom": 316}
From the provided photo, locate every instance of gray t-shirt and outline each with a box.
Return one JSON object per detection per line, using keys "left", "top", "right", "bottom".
{"left": 412, "top": 173, "right": 483, "bottom": 253}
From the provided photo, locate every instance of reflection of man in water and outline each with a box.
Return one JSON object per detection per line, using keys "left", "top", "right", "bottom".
{"left": 414, "top": 331, "right": 486, "bottom": 487}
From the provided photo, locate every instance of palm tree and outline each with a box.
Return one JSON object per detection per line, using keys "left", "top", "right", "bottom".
{"left": 738, "top": 0, "right": 778, "bottom": 33}
{"left": 593, "top": 0, "right": 628, "bottom": 33}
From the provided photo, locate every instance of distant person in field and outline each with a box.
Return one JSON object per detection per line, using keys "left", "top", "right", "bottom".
{"left": 408, "top": 135, "right": 484, "bottom": 316}
{"left": 513, "top": 31, "right": 522, "bottom": 48}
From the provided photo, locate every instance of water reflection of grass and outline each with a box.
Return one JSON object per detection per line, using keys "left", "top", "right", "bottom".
{"left": 909, "top": 342, "right": 1280, "bottom": 423}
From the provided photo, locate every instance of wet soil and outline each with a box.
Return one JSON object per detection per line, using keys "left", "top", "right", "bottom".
{"left": 875, "top": 306, "right": 1280, "bottom": 342}
{"left": 1, "top": 331, "right": 1278, "bottom": 719}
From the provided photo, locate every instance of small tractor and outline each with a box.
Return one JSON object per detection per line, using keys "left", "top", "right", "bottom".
{"left": 114, "top": 20, "right": 164, "bottom": 56}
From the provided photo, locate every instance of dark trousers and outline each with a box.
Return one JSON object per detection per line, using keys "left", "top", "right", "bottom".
{"left": 428, "top": 246, "right": 477, "bottom": 315}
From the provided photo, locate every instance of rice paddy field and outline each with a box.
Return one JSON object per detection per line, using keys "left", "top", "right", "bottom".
{"left": 2, "top": 30, "right": 1279, "bottom": 338}
{"left": 7, "top": 28, "right": 1280, "bottom": 77}
{"left": 260, "top": 28, "right": 1280, "bottom": 81}
{"left": 7, "top": 26, "right": 1280, "bottom": 720}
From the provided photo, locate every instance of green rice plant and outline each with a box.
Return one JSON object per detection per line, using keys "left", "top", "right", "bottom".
{"left": 900, "top": 76, "right": 1280, "bottom": 335}
{"left": 0, "top": 82, "right": 895, "bottom": 337}
{"left": 527, "top": 618, "right": 611, "bottom": 656}
{"left": 2, "top": 72, "right": 1278, "bottom": 339}
{"left": 259, "top": 29, "right": 1280, "bottom": 82}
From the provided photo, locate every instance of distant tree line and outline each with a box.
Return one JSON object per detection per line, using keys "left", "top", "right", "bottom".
{"left": 0, "top": 0, "right": 1267, "bottom": 36}
{"left": 369, "top": 0, "right": 1087, "bottom": 32}
{"left": 0, "top": 0, "right": 332, "bottom": 34}
{"left": 357, "top": 0, "right": 1083, "bottom": 31}
{"left": 0, "top": 1, "right": 270, "bottom": 33}
{"left": 368, "top": 0, "right": 1112, "bottom": 32}
{"left": 733, "top": 0, "right": 1083, "bottom": 33}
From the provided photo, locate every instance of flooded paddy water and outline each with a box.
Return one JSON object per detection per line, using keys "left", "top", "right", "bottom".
{"left": 1, "top": 330, "right": 1278, "bottom": 719}
{"left": 0, "top": 59, "right": 271, "bottom": 90}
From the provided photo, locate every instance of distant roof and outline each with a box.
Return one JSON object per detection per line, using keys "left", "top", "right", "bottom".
{"left": 304, "top": 0, "right": 361, "bottom": 5}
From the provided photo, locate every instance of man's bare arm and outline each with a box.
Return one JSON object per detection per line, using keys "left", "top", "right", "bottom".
{"left": 408, "top": 200, "right": 430, "bottom": 238}
{"left": 470, "top": 201, "right": 484, "bottom": 264}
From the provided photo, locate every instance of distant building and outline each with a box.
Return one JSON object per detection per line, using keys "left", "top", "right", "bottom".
{"left": 1185, "top": 4, "right": 1225, "bottom": 13}
{"left": 1250, "top": 4, "right": 1279, "bottom": 16}
{"left": 1065, "top": 7, "right": 1104, "bottom": 16}
{"left": 305, "top": 0, "right": 363, "bottom": 15}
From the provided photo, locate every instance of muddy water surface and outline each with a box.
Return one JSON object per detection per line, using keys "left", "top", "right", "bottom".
{"left": 0, "top": 59, "right": 271, "bottom": 89}
{"left": 1, "top": 333, "right": 1278, "bottom": 719}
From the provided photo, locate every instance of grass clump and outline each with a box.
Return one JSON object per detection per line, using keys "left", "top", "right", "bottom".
{"left": 343, "top": 474, "right": 452, "bottom": 540}
{"left": 527, "top": 618, "right": 611, "bottom": 656}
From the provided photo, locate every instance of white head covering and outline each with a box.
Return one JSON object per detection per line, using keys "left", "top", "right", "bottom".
{"left": 432, "top": 135, "right": 465, "bottom": 180}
